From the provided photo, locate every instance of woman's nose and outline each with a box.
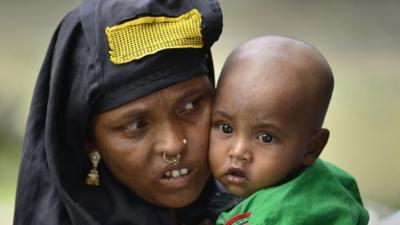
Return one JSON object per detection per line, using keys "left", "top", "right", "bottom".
{"left": 228, "top": 138, "right": 251, "bottom": 162}
{"left": 154, "top": 120, "right": 186, "bottom": 156}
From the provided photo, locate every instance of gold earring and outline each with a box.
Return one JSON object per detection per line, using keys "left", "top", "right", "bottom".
{"left": 86, "top": 151, "right": 101, "bottom": 186}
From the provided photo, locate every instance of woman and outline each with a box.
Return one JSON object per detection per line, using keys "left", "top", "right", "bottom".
{"left": 14, "top": 0, "right": 222, "bottom": 224}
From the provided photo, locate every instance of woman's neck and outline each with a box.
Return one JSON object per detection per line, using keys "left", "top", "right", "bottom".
{"left": 169, "top": 209, "right": 181, "bottom": 225}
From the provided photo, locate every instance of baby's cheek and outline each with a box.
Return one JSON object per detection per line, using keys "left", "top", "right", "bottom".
{"left": 208, "top": 147, "right": 219, "bottom": 170}
{"left": 209, "top": 142, "right": 222, "bottom": 173}
{"left": 208, "top": 130, "right": 218, "bottom": 155}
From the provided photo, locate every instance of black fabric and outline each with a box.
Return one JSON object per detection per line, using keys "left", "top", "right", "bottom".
{"left": 14, "top": 0, "right": 222, "bottom": 224}
{"left": 79, "top": 0, "right": 222, "bottom": 112}
{"left": 207, "top": 192, "right": 241, "bottom": 223}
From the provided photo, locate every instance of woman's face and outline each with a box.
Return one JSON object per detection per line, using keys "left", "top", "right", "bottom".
{"left": 91, "top": 76, "right": 213, "bottom": 208}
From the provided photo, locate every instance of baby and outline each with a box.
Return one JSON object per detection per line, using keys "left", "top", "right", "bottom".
{"left": 209, "top": 36, "right": 369, "bottom": 224}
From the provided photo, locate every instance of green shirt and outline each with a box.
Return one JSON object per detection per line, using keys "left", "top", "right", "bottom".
{"left": 216, "top": 159, "right": 369, "bottom": 225}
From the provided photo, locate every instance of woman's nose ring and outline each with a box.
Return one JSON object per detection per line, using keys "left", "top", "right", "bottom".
{"left": 162, "top": 139, "right": 187, "bottom": 164}
{"left": 163, "top": 152, "right": 181, "bottom": 165}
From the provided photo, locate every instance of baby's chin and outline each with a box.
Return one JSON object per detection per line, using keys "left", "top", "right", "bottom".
{"left": 223, "top": 183, "right": 255, "bottom": 199}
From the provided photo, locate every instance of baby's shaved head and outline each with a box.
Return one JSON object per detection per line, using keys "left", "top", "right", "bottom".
{"left": 218, "top": 36, "right": 334, "bottom": 130}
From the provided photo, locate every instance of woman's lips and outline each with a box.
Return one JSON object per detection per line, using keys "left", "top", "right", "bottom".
{"left": 225, "top": 167, "right": 248, "bottom": 185}
{"left": 163, "top": 168, "right": 190, "bottom": 179}
{"left": 159, "top": 164, "right": 194, "bottom": 189}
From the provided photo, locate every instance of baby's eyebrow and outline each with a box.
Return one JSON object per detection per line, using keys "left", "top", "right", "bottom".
{"left": 254, "top": 121, "right": 286, "bottom": 137}
{"left": 211, "top": 110, "right": 233, "bottom": 119}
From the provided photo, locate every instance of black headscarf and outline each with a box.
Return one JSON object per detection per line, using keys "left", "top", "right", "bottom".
{"left": 14, "top": 0, "right": 222, "bottom": 224}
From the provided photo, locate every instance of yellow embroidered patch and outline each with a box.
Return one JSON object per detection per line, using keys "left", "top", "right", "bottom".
{"left": 105, "top": 9, "right": 203, "bottom": 65}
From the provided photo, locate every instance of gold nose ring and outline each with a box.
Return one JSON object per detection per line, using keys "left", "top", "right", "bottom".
{"left": 163, "top": 152, "right": 181, "bottom": 165}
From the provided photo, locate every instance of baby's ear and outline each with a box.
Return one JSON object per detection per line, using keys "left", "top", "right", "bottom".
{"left": 302, "top": 128, "right": 330, "bottom": 166}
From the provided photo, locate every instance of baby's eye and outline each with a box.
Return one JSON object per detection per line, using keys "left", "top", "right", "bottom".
{"left": 219, "top": 123, "right": 233, "bottom": 134}
{"left": 123, "top": 120, "right": 148, "bottom": 132}
{"left": 257, "top": 133, "right": 273, "bottom": 143}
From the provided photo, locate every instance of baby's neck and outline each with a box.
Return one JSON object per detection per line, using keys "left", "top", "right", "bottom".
{"left": 273, "top": 164, "right": 308, "bottom": 188}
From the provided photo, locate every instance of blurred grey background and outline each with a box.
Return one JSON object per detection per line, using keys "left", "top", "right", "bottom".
{"left": 1, "top": 0, "right": 399, "bottom": 224}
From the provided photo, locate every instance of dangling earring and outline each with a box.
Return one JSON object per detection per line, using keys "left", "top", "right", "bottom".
{"left": 86, "top": 151, "right": 101, "bottom": 186}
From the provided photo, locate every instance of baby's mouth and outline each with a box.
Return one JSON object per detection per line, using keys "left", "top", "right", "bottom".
{"left": 226, "top": 167, "right": 247, "bottom": 184}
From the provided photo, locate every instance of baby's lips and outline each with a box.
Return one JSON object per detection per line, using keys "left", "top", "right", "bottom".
{"left": 227, "top": 167, "right": 246, "bottom": 178}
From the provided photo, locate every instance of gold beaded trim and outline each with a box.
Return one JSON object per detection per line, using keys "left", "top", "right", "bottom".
{"left": 105, "top": 9, "right": 203, "bottom": 65}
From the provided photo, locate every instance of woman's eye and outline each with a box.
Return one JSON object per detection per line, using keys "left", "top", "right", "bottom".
{"left": 257, "top": 133, "right": 273, "bottom": 143}
{"left": 124, "top": 120, "right": 147, "bottom": 131}
{"left": 219, "top": 123, "right": 233, "bottom": 134}
{"left": 178, "top": 101, "right": 195, "bottom": 114}
{"left": 183, "top": 101, "right": 194, "bottom": 111}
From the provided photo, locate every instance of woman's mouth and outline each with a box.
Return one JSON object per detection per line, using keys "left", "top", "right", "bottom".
{"left": 226, "top": 167, "right": 247, "bottom": 184}
{"left": 160, "top": 166, "right": 193, "bottom": 189}
{"left": 163, "top": 168, "right": 190, "bottom": 179}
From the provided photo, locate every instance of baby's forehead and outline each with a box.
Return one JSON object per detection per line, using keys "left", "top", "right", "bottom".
{"left": 217, "top": 67, "right": 307, "bottom": 110}
{"left": 216, "top": 56, "right": 322, "bottom": 114}
{"left": 220, "top": 55, "right": 309, "bottom": 92}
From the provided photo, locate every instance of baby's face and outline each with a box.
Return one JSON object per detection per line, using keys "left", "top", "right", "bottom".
{"left": 209, "top": 59, "right": 316, "bottom": 198}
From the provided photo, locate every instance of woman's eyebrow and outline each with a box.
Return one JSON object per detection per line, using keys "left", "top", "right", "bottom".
{"left": 117, "top": 109, "right": 147, "bottom": 122}
{"left": 103, "top": 105, "right": 149, "bottom": 126}
{"left": 176, "top": 88, "right": 205, "bottom": 102}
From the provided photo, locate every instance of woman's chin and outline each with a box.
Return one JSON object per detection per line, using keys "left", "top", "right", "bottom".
{"left": 143, "top": 188, "right": 199, "bottom": 208}
{"left": 154, "top": 178, "right": 208, "bottom": 208}
{"left": 164, "top": 195, "right": 197, "bottom": 208}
